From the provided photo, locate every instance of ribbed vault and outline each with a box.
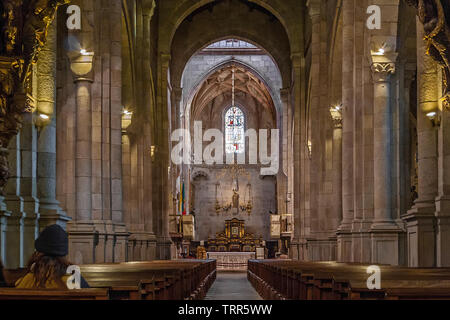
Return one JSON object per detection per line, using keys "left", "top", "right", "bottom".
{"left": 191, "top": 64, "right": 276, "bottom": 122}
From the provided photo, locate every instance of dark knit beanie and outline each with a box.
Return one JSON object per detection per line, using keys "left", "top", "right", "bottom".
{"left": 35, "top": 224, "right": 69, "bottom": 256}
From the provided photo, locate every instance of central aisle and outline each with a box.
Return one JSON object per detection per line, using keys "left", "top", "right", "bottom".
{"left": 204, "top": 272, "right": 263, "bottom": 300}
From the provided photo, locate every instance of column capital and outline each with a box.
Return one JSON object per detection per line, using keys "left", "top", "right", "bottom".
{"left": 142, "top": 0, "right": 156, "bottom": 16}
{"left": 306, "top": 0, "right": 321, "bottom": 18}
{"left": 371, "top": 61, "right": 395, "bottom": 82}
{"left": 160, "top": 53, "right": 171, "bottom": 66}
{"left": 290, "top": 52, "right": 303, "bottom": 68}
{"left": 329, "top": 106, "right": 343, "bottom": 129}
{"left": 280, "top": 87, "right": 291, "bottom": 103}
{"left": 67, "top": 51, "right": 95, "bottom": 82}
{"left": 172, "top": 86, "right": 183, "bottom": 102}
{"left": 370, "top": 53, "right": 397, "bottom": 82}
{"left": 370, "top": 52, "right": 397, "bottom": 82}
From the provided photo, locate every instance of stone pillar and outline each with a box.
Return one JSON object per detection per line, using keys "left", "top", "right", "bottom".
{"left": 337, "top": 0, "right": 354, "bottom": 261}
{"left": 307, "top": 0, "right": 321, "bottom": 253}
{"left": 154, "top": 53, "right": 173, "bottom": 259}
{"left": 369, "top": 53, "right": 402, "bottom": 265}
{"left": 0, "top": 182, "right": 9, "bottom": 263}
{"left": 74, "top": 73, "right": 93, "bottom": 221}
{"left": 403, "top": 20, "right": 439, "bottom": 267}
{"left": 278, "top": 88, "right": 290, "bottom": 216}
{"left": 67, "top": 51, "right": 96, "bottom": 264}
{"left": 19, "top": 114, "right": 39, "bottom": 267}
{"left": 4, "top": 134, "right": 25, "bottom": 268}
{"left": 5, "top": 102, "right": 38, "bottom": 268}
{"left": 36, "top": 20, "right": 70, "bottom": 230}
{"left": 0, "top": 146, "right": 10, "bottom": 262}
{"left": 169, "top": 87, "right": 182, "bottom": 234}
{"left": 291, "top": 50, "right": 307, "bottom": 260}
{"left": 435, "top": 82, "right": 450, "bottom": 267}
{"left": 330, "top": 107, "right": 343, "bottom": 233}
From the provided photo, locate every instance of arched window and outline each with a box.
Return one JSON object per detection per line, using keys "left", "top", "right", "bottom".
{"left": 225, "top": 106, "right": 245, "bottom": 154}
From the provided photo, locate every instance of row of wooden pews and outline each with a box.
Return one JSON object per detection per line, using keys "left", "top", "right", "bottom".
{"left": 0, "top": 259, "right": 216, "bottom": 300}
{"left": 248, "top": 260, "right": 450, "bottom": 300}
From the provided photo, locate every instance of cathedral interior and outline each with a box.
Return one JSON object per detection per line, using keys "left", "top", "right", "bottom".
{"left": 1, "top": 0, "right": 450, "bottom": 302}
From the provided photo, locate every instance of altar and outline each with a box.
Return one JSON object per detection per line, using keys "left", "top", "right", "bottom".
{"left": 207, "top": 218, "right": 262, "bottom": 252}
{"left": 205, "top": 218, "right": 263, "bottom": 270}
{"left": 207, "top": 252, "right": 255, "bottom": 271}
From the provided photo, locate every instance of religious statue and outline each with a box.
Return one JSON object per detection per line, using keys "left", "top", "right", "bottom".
{"left": 232, "top": 190, "right": 239, "bottom": 209}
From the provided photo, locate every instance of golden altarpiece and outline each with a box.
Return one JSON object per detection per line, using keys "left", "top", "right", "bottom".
{"left": 207, "top": 218, "right": 262, "bottom": 252}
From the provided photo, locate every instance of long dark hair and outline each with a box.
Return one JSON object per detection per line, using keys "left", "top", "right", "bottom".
{"left": 26, "top": 252, "right": 71, "bottom": 288}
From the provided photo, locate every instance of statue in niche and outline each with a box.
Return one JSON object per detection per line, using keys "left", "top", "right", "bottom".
{"left": 232, "top": 190, "right": 239, "bottom": 209}
{"left": 232, "top": 176, "right": 239, "bottom": 211}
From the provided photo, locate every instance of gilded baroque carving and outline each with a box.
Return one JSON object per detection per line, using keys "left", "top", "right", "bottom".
{"left": 406, "top": 0, "right": 450, "bottom": 108}
{"left": 0, "top": 0, "right": 69, "bottom": 194}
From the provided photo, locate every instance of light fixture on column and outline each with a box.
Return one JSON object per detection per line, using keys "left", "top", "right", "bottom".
{"left": 150, "top": 145, "right": 157, "bottom": 161}
{"left": 374, "top": 43, "right": 386, "bottom": 56}
{"left": 79, "top": 49, "right": 93, "bottom": 56}
{"left": 330, "top": 104, "right": 343, "bottom": 128}
{"left": 122, "top": 108, "right": 133, "bottom": 118}
{"left": 426, "top": 111, "right": 441, "bottom": 127}
{"left": 34, "top": 112, "right": 51, "bottom": 128}
{"left": 121, "top": 108, "right": 132, "bottom": 131}
{"left": 307, "top": 140, "right": 312, "bottom": 157}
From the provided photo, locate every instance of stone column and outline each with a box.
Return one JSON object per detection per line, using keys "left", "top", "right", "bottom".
{"left": 0, "top": 145, "right": 10, "bottom": 262}
{"left": 4, "top": 134, "right": 25, "bottom": 268}
{"left": 403, "top": 20, "right": 439, "bottom": 267}
{"left": 369, "top": 53, "right": 402, "bottom": 265}
{"left": 36, "top": 20, "right": 70, "bottom": 230}
{"left": 154, "top": 53, "right": 173, "bottom": 259}
{"left": 307, "top": 0, "right": 321, "bottom": 253}
{"left": 0, "top": 180, "right": 9, "bottom": 263}
{"left": 19, "top": 115, "right": 39, "bottom": 268}
{"left": 435, "top": 83, "right": 450, "bottom": 267}
{"left": 278, "top": 88, "right": 290, "bottom": 216}
{"left": 337, "top": 0, "right": 354, "bottom": 261}
{"left": 67, "top": 51, "right": 96, "bottom": 264}
{"left": 169, "top": 87, "right": 182, "bottom": 236}
{"left": 330, "top": 107, "right": 343, "bottom": 236}
{"left": 5, "top": 100, "right": 38, "bottom": 268}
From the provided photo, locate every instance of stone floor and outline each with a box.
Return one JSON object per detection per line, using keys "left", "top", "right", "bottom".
{"left": 204, "top": 272, "right": 263, "bottom": 300}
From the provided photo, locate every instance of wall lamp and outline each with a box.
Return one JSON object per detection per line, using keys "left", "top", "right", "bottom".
{"left": 151, "top": 145, "right": 157, "bottom": 161}
{"left": 307, "top": 140, "right": 312, "bottom": 158}
{"left": 373, "top": 43, "right": 387, "bottom": 56}
{"left": 34, "top": 112, "right": 51, "bottom": 128}
{"left": 426, "top": 111, "right": 441, "bottom": 127}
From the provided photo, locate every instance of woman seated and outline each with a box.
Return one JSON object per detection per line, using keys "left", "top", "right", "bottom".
{"left": 15, "top": 224, "right": 89, "bottom": 289}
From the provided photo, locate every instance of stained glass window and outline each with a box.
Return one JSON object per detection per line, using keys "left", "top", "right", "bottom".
{"left": 225, "top": 106, "right": 245, "bottom": 154}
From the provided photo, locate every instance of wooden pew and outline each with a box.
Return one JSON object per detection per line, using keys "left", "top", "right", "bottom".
{"left": 0, "top": 288, "right": 109, "bottom": 300}
{"left": 248, "top": 260, "right": 450, "bottom": 300}
{"left": 80, "top": 259, "right": 216, "bottom": 300}
{"left": 0, "top": 260, "right": 216, "bottom": 300}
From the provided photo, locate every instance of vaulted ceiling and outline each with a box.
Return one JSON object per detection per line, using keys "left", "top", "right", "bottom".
{"left": 191, "top": 64, "right": 275, "bottom": 121}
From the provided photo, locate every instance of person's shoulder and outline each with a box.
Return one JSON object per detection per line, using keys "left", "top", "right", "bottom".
{"left": 15, "top": 273, "right": 35, "bottom": 288}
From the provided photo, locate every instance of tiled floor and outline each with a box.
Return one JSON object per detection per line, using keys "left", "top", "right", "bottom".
{"left": 204, "top": 272, "right": 263, "bottom": 300}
